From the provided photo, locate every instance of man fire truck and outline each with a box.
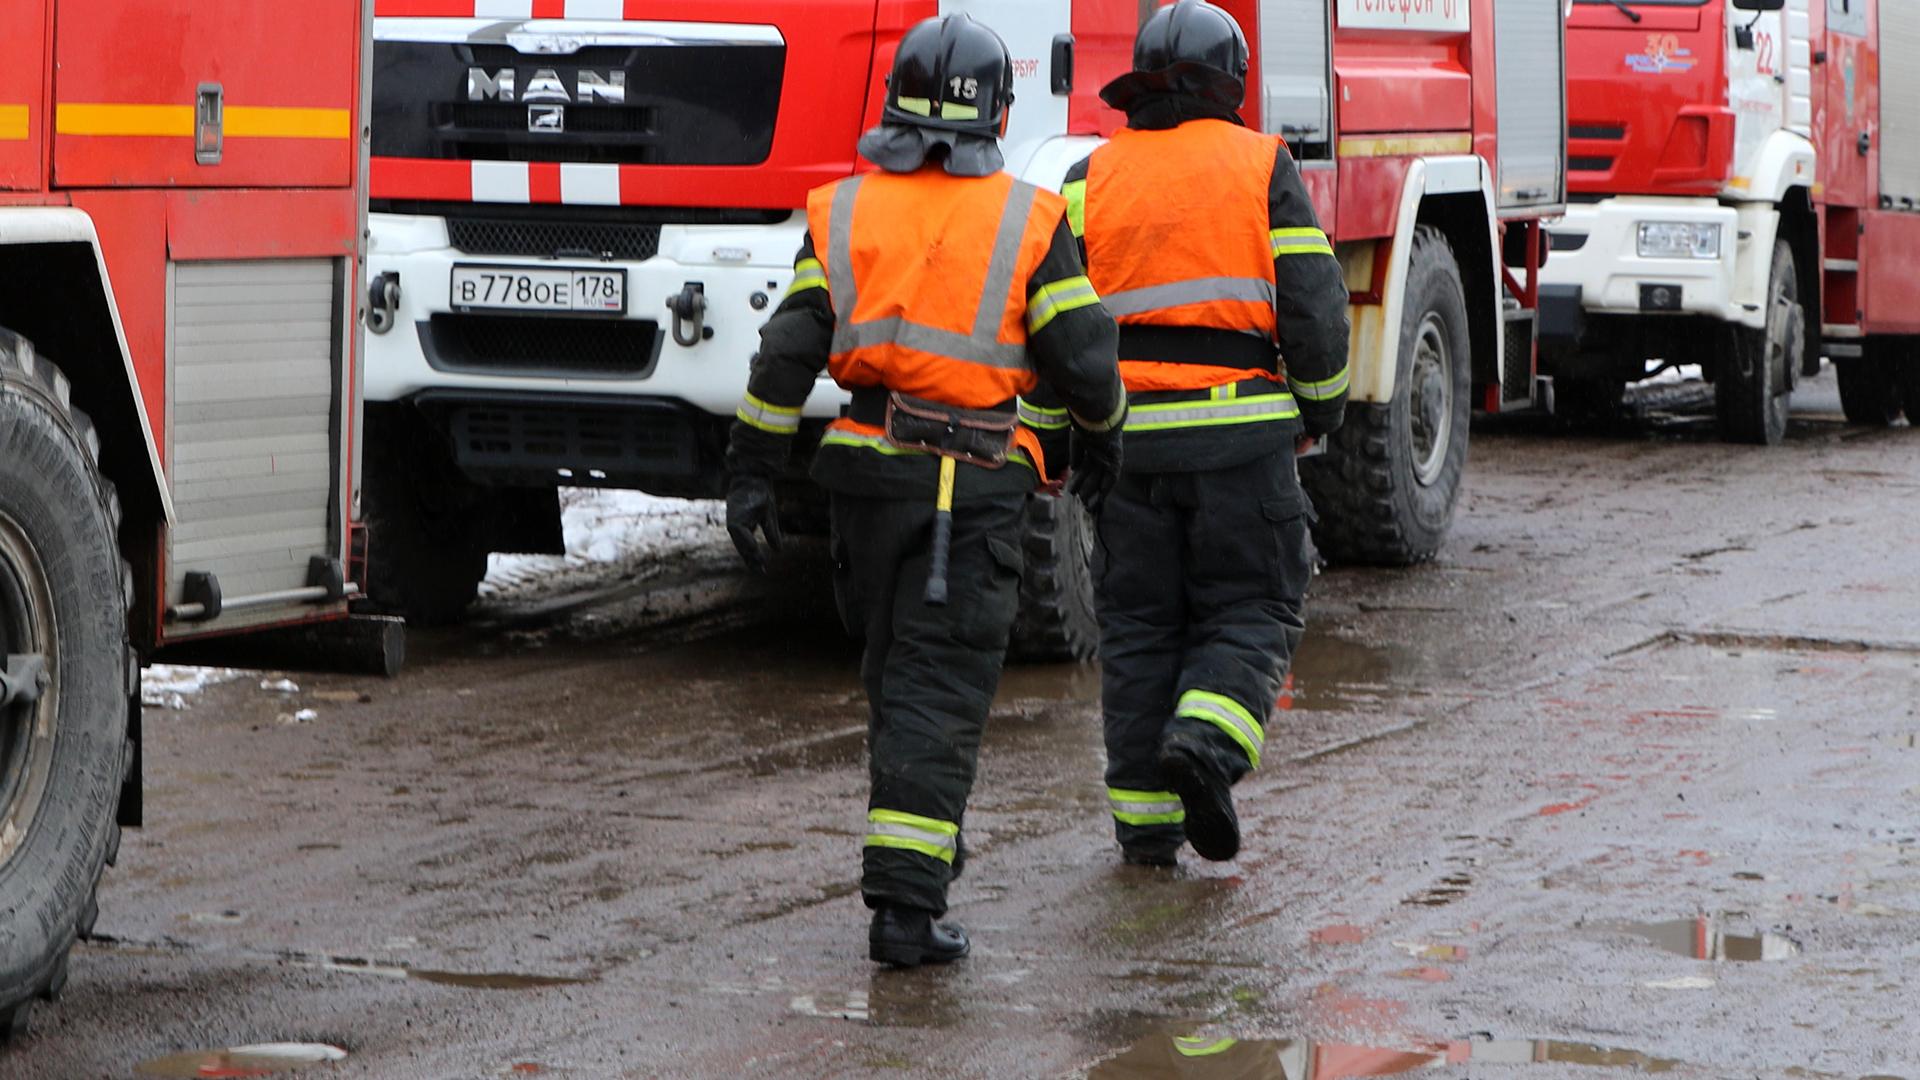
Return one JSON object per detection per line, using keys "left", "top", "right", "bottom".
{"left": 359, "top": 0, "right": 1563, "bottom": 635}
{"left": 1541, "top": 0, "right": 1920, "bottom": 440}
{"left": 1, "top": 0, "right": 375, "bottom": 1035}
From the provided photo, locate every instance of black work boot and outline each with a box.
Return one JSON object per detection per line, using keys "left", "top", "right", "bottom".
{"left": 869, "top": 905, "right": 970, "bottom": 967}
{"left": 1158, "top": 735, "right": 1240, "bottom": 862}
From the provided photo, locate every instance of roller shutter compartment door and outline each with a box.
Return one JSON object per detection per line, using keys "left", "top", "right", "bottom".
{"left": 1261, "top": 0, "right": 1332, "bottom": 145}
{"left": 1493, "top": 0, "right": 1566, "bottom": 210}
{"left": 1880, "top": 0, "right": 1920, "bottom": 208}
{"left": 166, "top": 259, "right": 342, "bottom": 634}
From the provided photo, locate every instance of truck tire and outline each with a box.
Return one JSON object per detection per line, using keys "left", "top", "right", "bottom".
{"left": 1895, "top": 351, "right": 1920, "bottom": 423}
{"left": 0, "top": 331, "right": 135, "bottom": 1041}
{"left": 1835, "top": 351, "right": 1902, "bottom": 427}
{"left": 360, "top": 409, "right": 490, "bottom": 627}
{"left": 1008, "top": 492, "right": 1099, "bottom": 663}
{"left": 1715, "top": 240, "right": 1798, "bottom": 445}
{"left": 1302, "top": 225, "right": 1471, "bottom": 566}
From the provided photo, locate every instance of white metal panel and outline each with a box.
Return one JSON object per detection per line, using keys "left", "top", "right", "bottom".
{"left": 1492, "top": 0, "right": 1565, "bottom": 209}
{"left": 1260, "top": 0, "right": 1332, "bottom": 143}
{"left": 1786, "top": 0, "right": 1813, "bottom": 136}
{"left": 168, "top": 259, "right": 340, "bottom": 609}
{"left": 1880, "top": 0, "right": 1920, "bottom": 206}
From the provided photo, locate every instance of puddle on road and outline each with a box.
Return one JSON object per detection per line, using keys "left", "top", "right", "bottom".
{"left": 1086, "top": 1035, "right": 1693, "bottom": 1077}
{"left": 135, "top": 1042, "right": 347, "bottom": 1077}
{"left": 1605, "top": 915, "right": 1800, "bottom": 961}
{"left": 302, "top": 955, "right": 588, "bottom": 990}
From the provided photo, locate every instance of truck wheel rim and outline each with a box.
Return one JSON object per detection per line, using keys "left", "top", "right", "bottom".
{"left": 1410, "top": 314, "right": 1454, "bottom": 487}
{"left": 0, "top": 512, "right": 59, "bottom": 865}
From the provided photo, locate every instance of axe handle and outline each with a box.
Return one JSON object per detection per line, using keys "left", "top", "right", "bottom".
{"left": 925, "top": 456, "right": 957, "bottom": 606}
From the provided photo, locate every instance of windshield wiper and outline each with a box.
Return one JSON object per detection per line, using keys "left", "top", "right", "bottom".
{"left": 1602, "top": 0, "right": 1644, "bottom": 22}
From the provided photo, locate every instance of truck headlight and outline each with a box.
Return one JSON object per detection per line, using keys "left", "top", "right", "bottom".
{"left": 1636, "top": 222, "right": 1722, "bottom": 260}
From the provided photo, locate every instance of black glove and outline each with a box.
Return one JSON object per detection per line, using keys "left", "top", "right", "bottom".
{"left": 726, "top": 474, "right": 783, "bottom": 574}
{"left": 1067, "top": 421, "right": 1124, "bottom": 517}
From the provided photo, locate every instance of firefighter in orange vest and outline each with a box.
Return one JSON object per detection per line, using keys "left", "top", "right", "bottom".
{"left": 1062, "top": 0, "right": 1350, "bottom": 866}
{"left": 724, "top": 14, "right": 1127, "bottom": 966}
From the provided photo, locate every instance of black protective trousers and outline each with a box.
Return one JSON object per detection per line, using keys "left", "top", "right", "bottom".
{"left": 830, "top": 489, "right": 1028, "bottom": 916}
{"left": 1093, "top": 451, "right": 1313, "bottom": 856}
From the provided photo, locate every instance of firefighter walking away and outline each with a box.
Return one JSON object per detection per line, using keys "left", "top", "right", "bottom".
{"left": 1066, "top": 0, "right": 1351, "bottom": 867}
{"left": 724, "top": 14, "right": 1127, "bottom": 966}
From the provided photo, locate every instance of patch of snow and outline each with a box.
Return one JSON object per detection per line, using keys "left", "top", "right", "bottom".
{"left": 141, "top": 664, "right": 241, "bottom": 711}
{"left": 1642, "top": 363, "right": 1703, "bottom": 386}
{"left": 482, "top": 488, "right": 726, "bottom": 598}
{"left": 276, "top": 708, "right": 319, "bottom": 726}
{"left": 259, "top": 678, "right": 300, "bottom": 694}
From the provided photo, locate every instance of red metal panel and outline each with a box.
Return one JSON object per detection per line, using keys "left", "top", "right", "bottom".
{"left": 65, "top": 190, "right": 169, "bottom": 462}
{"left": 0, "top": 0, "right": 50, "bottom": 190}
{"left": 1071, "top": 0, "right": 1147, "bottom": 136}
{"left": 1820, "top": 0, "right": 1873, "bottom": 211}
{"left": 1300, "top": 165, "right": 1338, "bottom": 230}
{"left": 1860, "top": 209, "right": 1920, "bottom": 333}
{"left": 165, "top": 190, "right": 360, "bottom": 261}
{"left": 1335, "top": 49, "right": 1472, "bottom": 135}
{"left": 1335, "top": 154, "right": 1411, "bottom": 240}
{"left": 53, "top": 0, "right": 358, "bottom": 189}
{"left": 1563, "top": 0, "right": 1732, "bottom": 196}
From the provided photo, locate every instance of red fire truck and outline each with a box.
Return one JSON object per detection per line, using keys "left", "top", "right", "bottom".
{"left": 0, "top": 0, "right": 372, "bottom": 1033}
{"left": 1541, "top": 0, "right": 1920, "bottom": 439}
{"left": 362, "top": 0, "right": 1564, "bottom": 635}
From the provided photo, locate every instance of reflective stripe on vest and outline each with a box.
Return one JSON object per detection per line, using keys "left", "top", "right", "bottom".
{"left": 1175, "top": 689, "right": 1265, "bottom": 768}
{"left": 1101, "top": 276, "right": 1277, "bottom": 320}
{"left": 1108, "top": 788, "right": 1185, "bottom": 826}
{"left": 865, "top": 808, "right": 959, "bottom": 864}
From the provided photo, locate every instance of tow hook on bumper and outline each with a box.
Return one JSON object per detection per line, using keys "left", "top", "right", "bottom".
{"left": 0, "top": 654, "right": 47, "bottom": 708}
{"left": 367, "top": 271, "right": 402, "bottom": 335}
{"left": 666, "top": 281, "right": 712, "bottom": 347}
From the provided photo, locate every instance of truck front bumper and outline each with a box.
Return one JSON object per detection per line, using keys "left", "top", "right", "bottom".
{"left": 1539, "top": 198, "right": 1747, "bottom": 342}
{"left": 363, "top": 211, "right": 847, "bottom": 421}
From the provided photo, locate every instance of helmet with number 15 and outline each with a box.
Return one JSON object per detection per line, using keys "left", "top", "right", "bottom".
{"left": 860, "top": 14, "right": 1016, "bottom": 176}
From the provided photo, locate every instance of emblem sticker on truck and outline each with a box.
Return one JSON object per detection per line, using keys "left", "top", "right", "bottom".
{"left": 451, "top": 265, "right": 627, "bottom": 315}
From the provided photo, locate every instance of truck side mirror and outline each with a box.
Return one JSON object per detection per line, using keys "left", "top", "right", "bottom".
{"left": 1730, "top": 0, "right": 1784, "bottom": 10}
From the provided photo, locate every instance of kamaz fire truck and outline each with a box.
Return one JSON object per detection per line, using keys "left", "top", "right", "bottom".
{"left": 1540, "top": 0, "right": 1920, "bottom": 439}
{"left": 1, "top": 0, "right": 374, "bottom": 1033}
{"left": 360, "top": 0, "right": 1565, "bottom": 645}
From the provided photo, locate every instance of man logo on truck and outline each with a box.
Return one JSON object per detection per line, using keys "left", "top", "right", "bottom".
{"left": 466, "top": 68, "right": 627, "bottom": 105}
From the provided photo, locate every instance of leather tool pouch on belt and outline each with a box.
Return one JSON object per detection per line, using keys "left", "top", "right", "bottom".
{"left": 883, "top": 392, "right": 1017, "bottom": 470}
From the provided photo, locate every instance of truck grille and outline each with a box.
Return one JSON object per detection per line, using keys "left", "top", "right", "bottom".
{"left": 446, "top": 217, "right": 662, "bottom": 261}
{"left": 419, "top": 315, "right": 663, "bottom": 379}
{"left": 450, "top": 402, "right": 698, "bottom": 476}
{"left": 373, "top": 40, "right": 784, "bottom": 167}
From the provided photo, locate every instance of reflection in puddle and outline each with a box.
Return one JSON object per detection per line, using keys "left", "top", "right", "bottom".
{"left": 1087, "top": 1035, "right": 1693, "bottom": 1078}
{"left": 135, "top": 1042, "right": 347, "bottom": 1077}
{"left": 1282, "top": 634, "right": 1438, "bottom": 713}
{"left": 1608, "top": 916, "right": 1799, "bottom": 961}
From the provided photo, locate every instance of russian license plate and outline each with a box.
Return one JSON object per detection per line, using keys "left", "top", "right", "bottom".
{"left": 450, "top": 265, "right": 627, "bottom": 315}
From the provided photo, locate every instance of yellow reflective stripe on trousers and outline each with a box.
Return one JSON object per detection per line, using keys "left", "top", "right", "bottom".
{"left": 1270, "top": 226, "right": 1334, "bottom": 258}
{"left": 735, "top": 392, "right": 803, "bottom": 435}
{"left": 1027, "top": 275, "right": 1100, "bottom": 336}
{"left": 865, "top": 808, "right": 958, "bottom": 864}
{"left": 1108, "top": 788, "right": 1185, "bottom": 826}
{"left": 1292, "top": 363, "right": 1351, "bottom": 402}
{"left": 1017, "top": 398, "right": 1070, "bottom": 431}
{"left": 1062, "top": 178, "right": 1087, "bottom": 239}
{"left": 1176, "top": 689, "right": 1265, "bottom": 768}
{"left": 819, "top": 429, "right": 1035, "bottom": 472}
{"left": 1125, "top": 393, "right": 1299, "bottom": 433}
{"left": 1175, "top": 1036, "right": 1239, "bottom": 1058}
{"left": 786, "top": 257, "right": 828, "bottom": 298}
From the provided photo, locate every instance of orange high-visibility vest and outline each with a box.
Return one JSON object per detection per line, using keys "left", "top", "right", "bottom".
{"left": 1084, "top": 120, "right": 1283, "bottom": 393}
{"left": 806, "top": 169, "right": 1065, "bottom": 471}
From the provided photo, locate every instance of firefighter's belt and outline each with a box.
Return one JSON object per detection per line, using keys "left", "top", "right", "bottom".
{"left": 851, "top": 388, "right": 1017, "bottom": 469}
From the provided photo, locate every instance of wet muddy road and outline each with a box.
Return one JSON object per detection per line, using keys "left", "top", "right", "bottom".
{"left": 10, "top": 374, "right": 1920, "bottom": 1078}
